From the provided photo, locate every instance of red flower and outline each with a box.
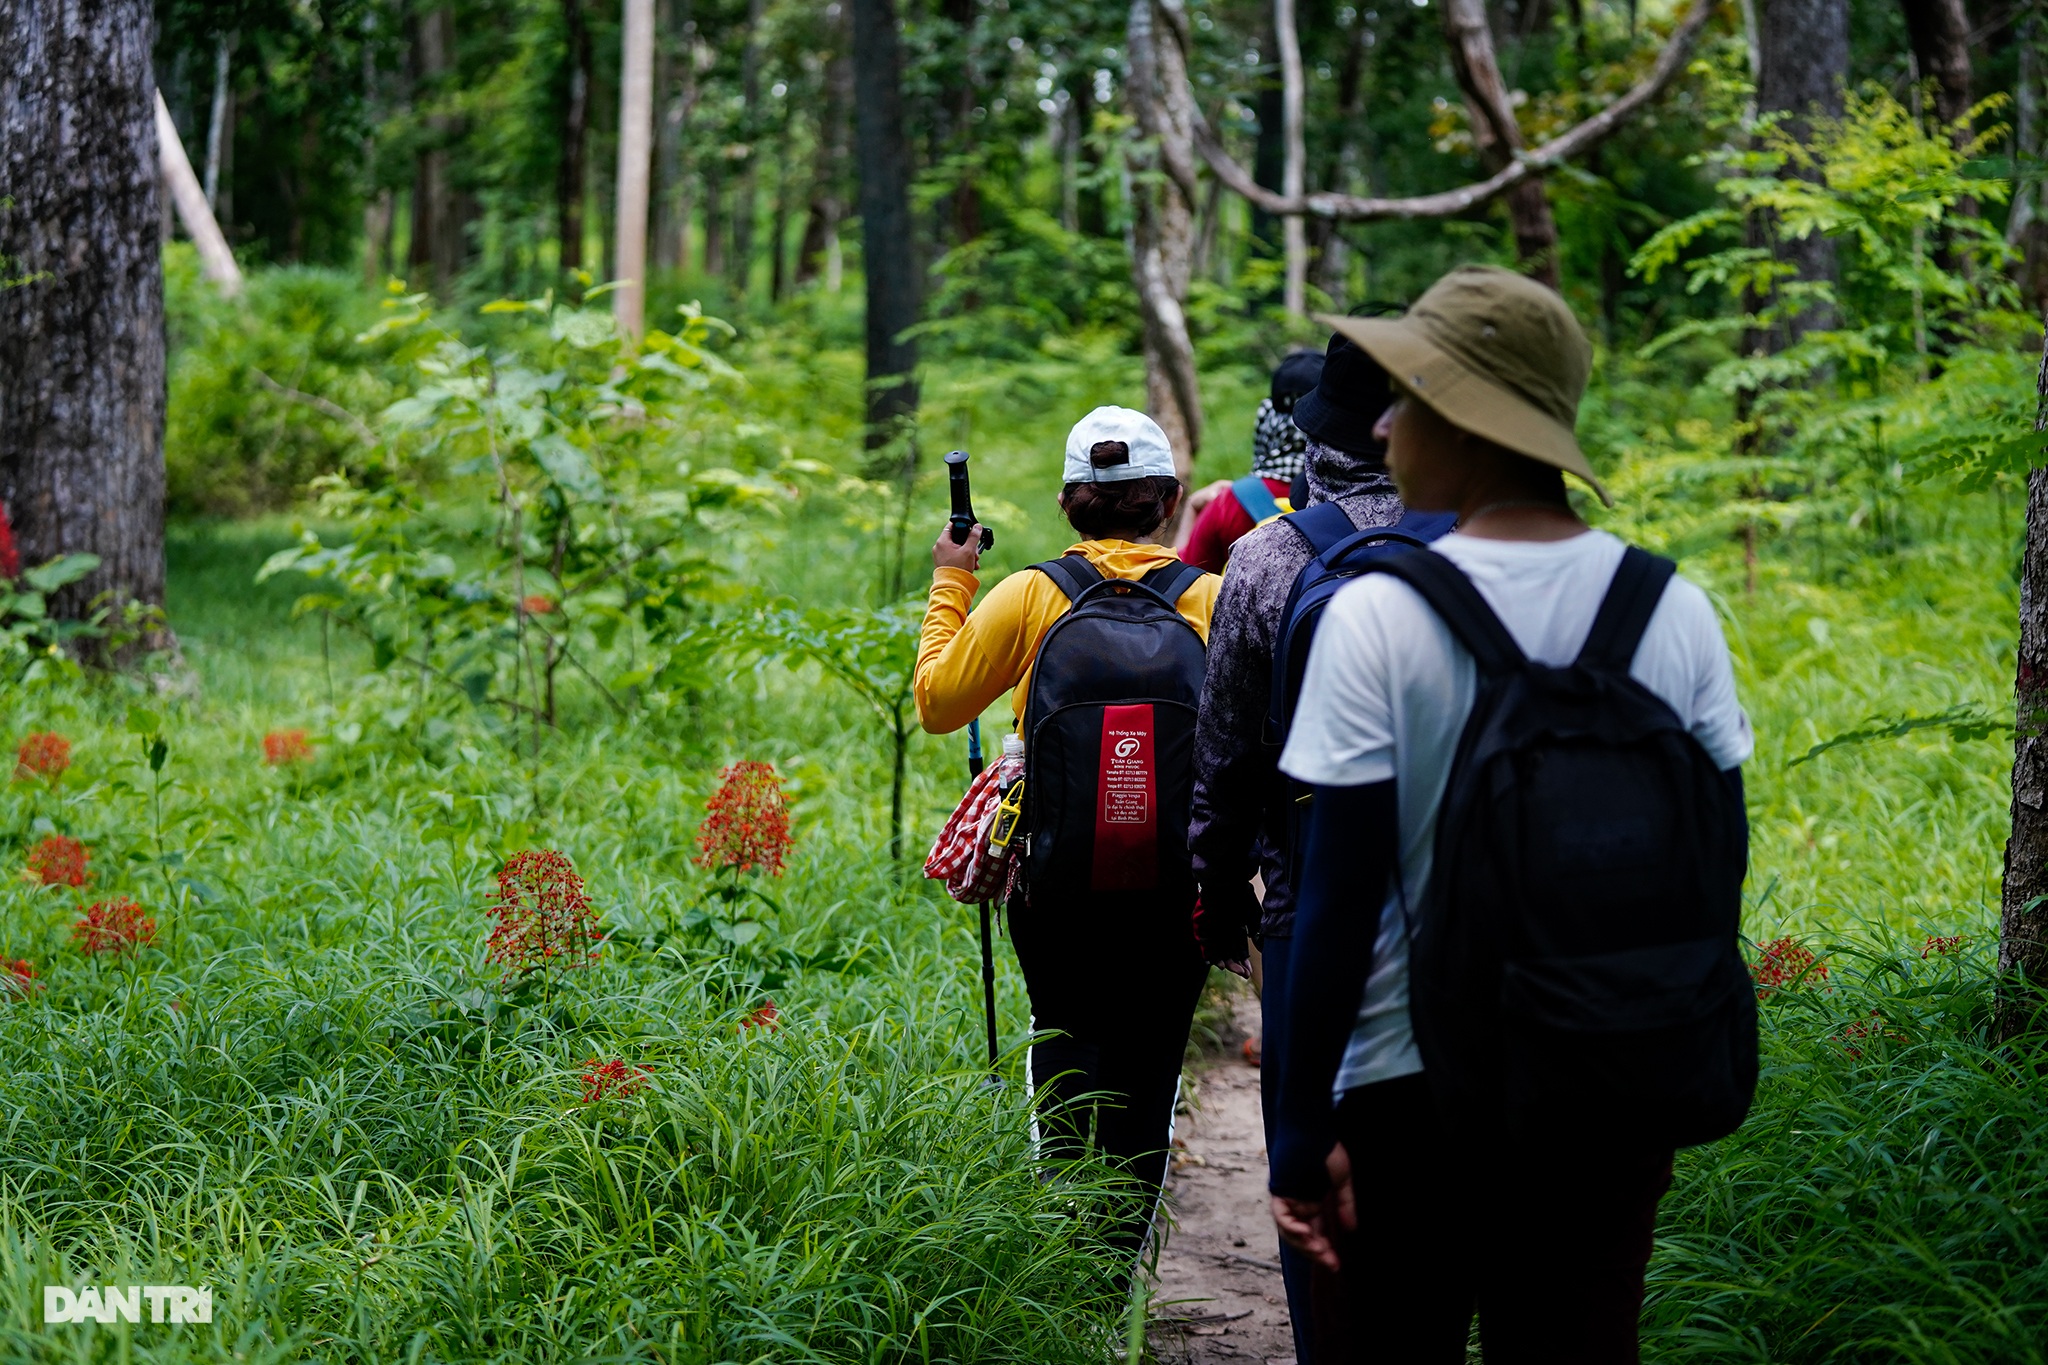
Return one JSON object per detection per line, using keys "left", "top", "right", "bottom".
{"left": 520, "top": 594, "right": 557, "bottom": 616}
{"left": 25, "top": 835, "right": 90, "bottom": 888}
{"left": 485, "top": 849, "right": 602, "bottom": 977}
{"left": 1751, "top": 936, "right": 1829, "bottom": 1000}
{"left": 579, "top": 1057, "right": 648, "bottom": 1102}
{"left": 694, "top": 762, "right": 793, "bottom": 876}
{"left": 0, "top": 503, "right": 18, "bottom": 580}
{"left": 1922, "top": 934, "right": 1965, "bottom": 959}
{"left": 263, "top": 730, "right": 313, "bottom": 766}
{"left": 1837, "top": 1008, "right": 1908, "bottom": 1058}
{"left": 71, "top": 898, "right": 156, "bottom": 955}
{"left": 1, "top": 959, "right": 39, "bottom": 998}
{"left": 15, "top": 732, "right": 70, "bottom": 784}
{"left": 740, "top": 998, "right": 780, "bottom": 1032}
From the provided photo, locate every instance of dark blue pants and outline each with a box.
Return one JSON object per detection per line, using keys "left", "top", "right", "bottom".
{"left": 1260, "top": 932, "right": 1318, "bottom": 1365}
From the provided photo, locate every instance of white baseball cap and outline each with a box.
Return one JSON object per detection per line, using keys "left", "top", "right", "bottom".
{"left": 1062, "top": 406, "right": 1179, "bottom": 484}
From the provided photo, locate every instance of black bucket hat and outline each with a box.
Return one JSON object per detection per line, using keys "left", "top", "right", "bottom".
{"left": 1269, "top": 351, "right": 1325, "bottom": 412}
{"left": 1291, "top": 333, "right": 1395, "bottom": 454}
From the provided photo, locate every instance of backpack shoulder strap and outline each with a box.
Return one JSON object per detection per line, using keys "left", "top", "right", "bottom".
{"left": 1140, "top": 559, "right": 1208, "bottom": 607}
{"left": 1030, "top": 554, "right": 1103, "bottom": 602}
{"left": 1576, "top": 546, "right": 1676, "bottom": 673}
{"left": 1279, "top": 499, "right": 1359, "bottom": 557}
{"left": 1232, "top": 474, "right": 1282, "bottom": 526}
{"left": 1363, "top": 550, "right": 1525, "bottom": 674}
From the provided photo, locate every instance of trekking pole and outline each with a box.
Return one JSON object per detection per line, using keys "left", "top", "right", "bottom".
{"left": 968, "top": 718, "right": 1003, "bottom": 1083}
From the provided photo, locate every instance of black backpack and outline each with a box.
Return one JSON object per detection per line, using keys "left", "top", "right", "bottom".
{"left": 1362, "top": 546, "right": 1756, "bottom": 1150}
{"left": 1265, "top": 502, "right": 1459, "bottom": 745}
{"left": 1020, "top": 556, "right": 1210, "bottom": 898}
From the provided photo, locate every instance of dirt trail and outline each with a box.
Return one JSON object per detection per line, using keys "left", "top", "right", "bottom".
{"left": 1149, "top": 992, "right": 1299, "bottom": 1365}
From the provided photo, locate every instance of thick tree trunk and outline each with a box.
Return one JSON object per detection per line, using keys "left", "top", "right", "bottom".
{"left": 1125, "top": 0, "right": 1204, "bottom": 481}
{"left": 1751, "top": 0, "right": 1847, "bottom": 346}
{"left": 559, "top": 0, "right": 593, "bottom": 272}
{"left": 1276, "top": 0, "right": 1307, "bottom": 315}
{"left": 614, "top": 0, "right": 655, "bottom": 339}
{"left": 1442, "top": 0, "right": 1559, "bottom": 285}
{"left": 0, "top": 0, "right": 167, "bottom": 622}
{"left": 409, "top": 6, "right": 475, "bottom": 295}
{"left": 1998, "top": 335, "right": 2048, "bottom": 1039}
{"left": 852, "top": 0, "right": 920, "bottom": 448}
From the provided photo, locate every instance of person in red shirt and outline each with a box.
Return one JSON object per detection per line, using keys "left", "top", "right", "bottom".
{"left": 1180, "top": 351, "right": 1325, "bottom": 572}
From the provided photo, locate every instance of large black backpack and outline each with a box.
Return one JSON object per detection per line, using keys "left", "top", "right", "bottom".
{"left": 1020, "top": 556, "right": 1210, "bottom": 898}
{"left": 1362, "top": 546, "right": 1757, "bottom": 1150}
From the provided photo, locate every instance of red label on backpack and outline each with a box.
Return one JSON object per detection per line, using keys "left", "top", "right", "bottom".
{"left": 1092, "top": 704, "right": 1158, "bottom": 891}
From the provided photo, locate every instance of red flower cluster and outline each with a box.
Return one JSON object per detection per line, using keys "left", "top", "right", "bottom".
{"left": 485, "top": 849, "right": 602, "bottom": 976}
{"left": 0, "top": 502, "right": 17, "bottom": 580}
{"left": 25, "top": 835, "right": 90, "bottom": 888}
{"left": 579, "top": 1057, "right": 648, "bottom": 1102}
{"left": 1922, "top": 934, "right": 1965, "bottom": 959}
{"left": 263, "top": 729, "right": 313, "bottom": 766}
{"left": 520, "top": 594, "right": 557, "bottom": 616}
{"left": 15, "top": 732, "right": 70, "bottom": 784}
{"left": 1751, "top": 936, "right": 1829, "bottom": 1000}
{"left": 1, "top": 959, "right": 39, "bottom": 998}
{"left": 694, "top": 762, "right": 792, "bottom": 876}
{"left": 71, "top": 898, "right": 156, "bottom": 955}
{"left": 740, "top": 999, "right": 780, "bottom": 1032}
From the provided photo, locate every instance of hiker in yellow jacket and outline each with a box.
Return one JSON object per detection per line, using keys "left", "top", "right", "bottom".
{"left": 915, "top": 405, "right": 1220, "bottom": 1279}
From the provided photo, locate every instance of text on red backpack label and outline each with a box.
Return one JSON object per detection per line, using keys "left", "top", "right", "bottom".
{"left": 1092, "top": 703, "right": 1157, "bottom": 890}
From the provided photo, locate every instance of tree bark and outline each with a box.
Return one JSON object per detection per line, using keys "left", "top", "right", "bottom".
{"left": 559, "top": 0, "right": 593, "bottom": 272}
{"left": 0, "top": 0, "right": 167, "bottom": 622}
{"left": 1998, "top": 330, "right": 2048, "bottom": 1040}
{"left": 614, "top": 0, "right": 655, "bottom": 339}
{"left": 852, "top": 0, "right": 920, "bottom": 448}
{"left": 1752, "top": 0, "right": 1847, "bottom": 346}
{"left": 409, "top": 6, "right": 474, "bottom": 295}
{"left": 1276, "top": 0, "right": 1308, "bottom": 314}
{"left": 1442, "top": 0, "right": 1560, "bottom": 286}
{"left": 1125, "top": 0, "right": 1204, "bottom": 481}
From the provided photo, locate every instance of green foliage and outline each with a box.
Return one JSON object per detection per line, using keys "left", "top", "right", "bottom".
{"left": 259, "top": 288, "right": 807, "bottom": 737}
{"left": 0, "top": 554, "right": 101, "bottom": 681}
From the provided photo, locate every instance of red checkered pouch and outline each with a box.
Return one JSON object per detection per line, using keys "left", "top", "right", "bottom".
{"left": 924, "top": 754, "right": 1024, "bottom": 903}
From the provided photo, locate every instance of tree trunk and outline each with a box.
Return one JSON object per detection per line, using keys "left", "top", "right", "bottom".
{"left": 614, "top": 0, "right": 655, "bottom": 340}
{"left": 730, "top": 0, "right": 766, "bottom": 300}
{"left": 941, "top": 0, "right": 983, "bottom": 249}
{"left": 0, "top": 0, "right": 167, "bottom": 623}
{"left": 559, "top": 0, "right": 593, "bottom": 272}
{"left": 1900, "top": 0, "right": 1973, "bottom": 137}
{"left": 769, "top": 120, "right": 792, "bottom": 301}
{"left": 409, "top": 6, "right": 474, "bottom": 296}
{"left": 1125, "top": 0, "right": 1204, "bottom": 482}
{"left": 1442, "top": 0, "right": 1559, "bottom": 285}
{"left": 1067, "top": 70, "right": 1107, "bottom": 237}
{"left": 852, "top": 0, "right": 921, "bottom": 448}
{"left": 1276, "top": 0, "right": 1307, "bottom": 315}
{"left": 1252, "top": 19, "right": 1284, "bottom": 255}
{"left": 653, "top": 0, "right": 694, "bottom": 272}
{"left": 1751, "top": 0, "right": 1847, "bottom": 346}
{"left": 156, "top": 90, "right": 242, "bottom": 293}
{"left": 1998, "top": 330, "right": 2048, "bottom": 1040}
{"left": 203, "top": 33, "right": 232, "bottom": 213}
{"left": 796, "top": 24, "right": 852, "bottom": 287}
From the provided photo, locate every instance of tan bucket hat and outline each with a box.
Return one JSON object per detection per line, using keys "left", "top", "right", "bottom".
{"left": 1317, "top": 264, "right": 1609, "bottom": 505}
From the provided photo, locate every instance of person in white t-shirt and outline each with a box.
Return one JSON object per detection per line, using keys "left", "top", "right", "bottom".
{"left": 1266, "top": 265, "right": 1753, "bottom": 1363}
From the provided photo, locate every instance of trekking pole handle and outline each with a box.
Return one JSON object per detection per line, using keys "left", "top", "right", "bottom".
{"left": 944, "top": 450, "right": 995, "bottom": 552}
{"left": 967, "top": 717, "right": 985, "bottom": 779}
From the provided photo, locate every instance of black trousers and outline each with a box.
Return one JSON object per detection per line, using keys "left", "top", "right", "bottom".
{"left": 1324, "top": 1074, "right": 1673, "bottom": 1365}
{"left": 1008, "top": 887, "right": 1209, "bottom": 1263}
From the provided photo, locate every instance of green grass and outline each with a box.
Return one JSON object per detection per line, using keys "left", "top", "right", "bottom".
{"left": 3, "top": 326, "right": 2046, "bottom": 1361}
